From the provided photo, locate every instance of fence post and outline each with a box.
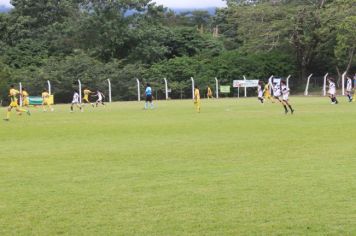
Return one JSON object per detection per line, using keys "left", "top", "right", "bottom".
{"left": 268, "top": 75, "right": 274, "bottom": 95}
{"left": 215, "top": 77, "right": 219, "bottom": 99}
{"left": 163, "top": 78, "right": 168, "bottom": 100}
{"left": 19, "top": 82, "right": 23, "bottom": 107}
{"left": 304, "top": 74, "right": 313, "bottom": 96}
{"left": 323, "top": 73, "right": 329, "bottom": 96}
{"left": 136, "top": 78, "right": 140, "bottom": 102}
{"left": 191, "top": 77, "right": 195, "bottom": 99}
{"left": 47, "top": 80, "right": 52, "bottom": 95}
{"left": 342, "top": 71, "right": 347, "bottom": 96}
{"left": 243, "top": 75, "right": 247, "bottom": 97}
{"left": 78, "top": 80, "right": 82, "bottom": 104}
{"left": 107, "top": 79, "right": 112, "bottom": 103}
{"left": 286, "top": 75, "right": 291, "bottom": 88}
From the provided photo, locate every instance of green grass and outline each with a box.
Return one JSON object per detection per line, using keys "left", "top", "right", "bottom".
{"left": 0, "top": 97, "right": 355, "bottom": 235}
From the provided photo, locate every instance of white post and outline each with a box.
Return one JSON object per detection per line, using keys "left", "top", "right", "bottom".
{"left": 19, "top": 82, "right": 23, "bottom": 107}
{"left": 342, "top": 71, "right": 347, "bottom": 96}
{"left": 238, "top": 87, "right": 240, "bottom": 98}
{"left": 268, "top": 75, "right": 274, "bottom": 95}
{"left": 47, "top": 80, "right": 51, "bottom": 95}
{"left": 243, "top": 75, "right": 247, "bottom": 97}
{"left": 107, "top": 79, "right": 112, "bottom": 103}
{"left": 136, "top": 78, "right": 141, "bottom": 102}
{"left": 78, "top": 79, "right": 82, "bottom": 104}
{"left": 286, "top": 75, "right": 291, "bottom": 88}
{"left": 191, "top": 77, "right": 195, "bottom": 99}
{"left": 215, "top": 77, "right": 219, "bottom": 99}
{"left": 304, "top": 74, "right": 313, "bottom": 96}
{"left": 323, "top": 73, "right": 328, "bottom": 96}
{"left": 163, "top": 78, "right": 168, "bottom": 100}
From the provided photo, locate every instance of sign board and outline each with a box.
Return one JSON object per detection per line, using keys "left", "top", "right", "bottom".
{"left": 28, "top": 95, "right": 54, "bottom": 105}
{"left": 233, "top": 80, "right": 259, "bottom": 88}
{"left": 220, "top": 86, "right": 231, "bottom": 93}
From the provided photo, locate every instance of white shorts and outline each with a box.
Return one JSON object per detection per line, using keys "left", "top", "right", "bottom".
{"left": 72, "top": 100, "right": 79, "bottom": 104}
{"left": 258, "top": 91, "right": 263, "bottom": 98}
{"left": 328, "top": 89, "right": 336, "bottom": 95}
{"left": 282, "top": 94, "right": 289, "bottom": 101}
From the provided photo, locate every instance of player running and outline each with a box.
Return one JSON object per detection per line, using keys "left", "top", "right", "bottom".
{"left": 94, "top": 90, "right": 105, "bottom": 107}
{"left": 70, "top": 89, "right": 83, "bottom": 112}
{"left": 327, "top": 77, "right": 338, "bottom": 104}
{"left": 83, "top": 88, "right": 94, "bottom": 107}
{"left": 346, "top": 76, "right": 353, "bottom": 102}
{"left": 207, "top": 86, "right": 213, "bottom": 99}
{"left": 21, "top": 87, "right": 30, "bottom": 107}
{"left": 194, "top": 85, "right": 201, "bottom": 113}
{"left": 281, "top": 80, "right": 294, "bottom": 114}
{"left": 272, "top": 82, "right": 282, "bottom": 103}
{"left": 144, "top": 83, "right": 154, "bottom": 109}
{"left": 263, "top": 82, "right": 274, "bottom": 103}
{"left": 4, "top": 85, "right": 31, "bottom": 121}
{"left": 42, "top": 89, "right": 54, "bottom": 112}
{"left": 257, "top": 81, "right": 264, "bottom": 104}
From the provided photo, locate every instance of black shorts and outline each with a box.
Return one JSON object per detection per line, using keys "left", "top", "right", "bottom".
{"left": 146, "top": 95, "right": 152, "bottom": 102}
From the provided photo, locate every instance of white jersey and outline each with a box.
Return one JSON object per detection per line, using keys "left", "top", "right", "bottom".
{"left": 96, "top": 92, "right": 103, "bottom": 101}
{"left": 257, "top": 85, "right": 263, "bottom": 97}
{"left": 281, "top": 84, "right": 290, "bottom": 100}
{"left": 346, "top": 78, "right": 352, "bottom": 92}
{"left": 273, "top": 84, "right": 281, "bottom": 97}
{"left": 72, "top": 92, "right": 80, "bottom": 103}
{"left": 328, "top": 81, "right": 336, "bottom": 95}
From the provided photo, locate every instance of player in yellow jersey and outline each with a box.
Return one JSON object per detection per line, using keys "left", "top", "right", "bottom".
{"left": 83, "top": 88, "right": 94, "bottom": 107}
{"left": 4, "top": 85, "right": 31, "bottom": 121}
{"left": 263, "top": 82, "right": 275, "bottom": 103}
{"left": 194, "top": 86, "right": 201, "bottom": 113}
{"left": 42, "top": 89, "right": 54, "bottom": 112}
{"left": 207, "top": 86, "right": 213, "bottom": 99}
{"left": 21, "top": 87, "right": 30, "bottom": 107}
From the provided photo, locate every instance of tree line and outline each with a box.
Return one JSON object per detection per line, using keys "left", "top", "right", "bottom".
{"left": 0, "top": 0, "right": 355, "bottom": 103}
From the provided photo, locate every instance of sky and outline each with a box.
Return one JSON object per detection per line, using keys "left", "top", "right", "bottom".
{"left": 0, "top": 0, "right": 227, "bottom": 8}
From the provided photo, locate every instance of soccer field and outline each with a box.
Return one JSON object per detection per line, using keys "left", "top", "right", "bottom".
{"left": 1, "top": 97, "right": 355, "bottom": 235}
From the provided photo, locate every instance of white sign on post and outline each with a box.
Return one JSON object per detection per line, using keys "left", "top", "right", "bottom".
{"left": 233, "top": 80, "right": 259, "bottom": 88}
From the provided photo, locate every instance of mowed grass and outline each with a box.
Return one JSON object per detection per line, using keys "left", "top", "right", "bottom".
{"left": 0, "top": 97, "right": 355, "bottom": 235}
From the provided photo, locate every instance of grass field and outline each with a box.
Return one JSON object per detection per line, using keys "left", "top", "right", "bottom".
{"left": 0, "top": 97, "right": 355, "bottom": 235}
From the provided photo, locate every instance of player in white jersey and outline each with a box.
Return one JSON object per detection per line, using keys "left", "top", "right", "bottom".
{"left": 327, "top": 77, "right": 338, "bottom": 104}
{"left": 272, "top": 82, "right": 282, "bottom": 103}
{"left": 94, "top": 90, "right": 105, "bottom": 107}
{"left": 345, "top": 77, "right": 353, "bottom": 102}
{"left": 71, "top": 90, "right": 83, "bottom": 112}
{"left": 257, "top": 81, "right": 264, "bottom": 104}
{"left": 280, "top": 80, "right": 294, "bottom": 114}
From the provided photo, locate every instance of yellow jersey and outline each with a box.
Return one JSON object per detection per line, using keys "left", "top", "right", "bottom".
{"left": 10, "top": 88, "right": 20, "bottom": 102}
{"left": 207, "top": 87, "right": 212, "bottom": 96}
{"left": 84, "top": 89, "right": 92, "bottom": 96}
{"left": 22, "top": 90, "right": 29, "bottom": 98}
{"left": 194, "top": 88, "right": 200, "bottom": 100}
{"left": 42, "top": 92, "right": 49, "bottom": 99}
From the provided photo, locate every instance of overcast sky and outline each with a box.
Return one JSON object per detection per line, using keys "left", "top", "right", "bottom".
{"left": 0, "top": 0, "right": 226, "bottom": 8}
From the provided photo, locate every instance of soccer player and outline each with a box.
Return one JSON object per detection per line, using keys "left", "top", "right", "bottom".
{"left": 346, "top": 76, "right": 353, "bottom": 102}
{"left": 272, "top": 82, "right": 282, "bottom": 103}
{"left": 257, "top": 81, "right": 264, "bottom": 104}
{"left": 94, "top": 90, "right": 105, "bottom": 107}
{"left": 327, "top": 77, "right": 338, "bottom": 104}
{"left": 263, "top": 82, "right": 274, "bottom": 103}
{"left": 4, "top": 85, "right": 31, "bottom": 121}
{"left": 194, "top": 85, "right": 201, "bottom": 113}
{"left": 83, "top": 88, "right": 94, "bottom": 107}
{"left": 144, "top": 83, "right": 154, "bottom": 109}
{"left": 70, "top": 89, "right": 83, "bottom": 112}
{"left": 42, "top": 89, "right": 54, "bottom": 112}
{"left": 281, "top": 80, "right": 294, "bottom": 114}
{"left": 207, "top": 86, "right": 213, "bottom": 99}
{"left": 21, "top": 87, "right": 30, "bottom": 107}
